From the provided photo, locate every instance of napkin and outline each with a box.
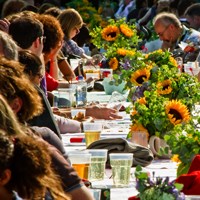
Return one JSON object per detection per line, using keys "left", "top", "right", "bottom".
{"left": 87, "top": 138, "right": 154, "bottom": 167}
{"left": 176, "top": 155, "right": 200, "bottom": 195}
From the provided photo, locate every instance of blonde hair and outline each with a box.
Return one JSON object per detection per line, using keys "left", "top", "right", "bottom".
{"left": 58, "top": 8, "right": 83, "bottom": 40}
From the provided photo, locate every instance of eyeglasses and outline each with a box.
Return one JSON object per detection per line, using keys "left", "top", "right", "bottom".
{"left": 74, "top": 27, "right": 80, "bottom": 34}
{"left": 157, "top": 25, "right": 170, "bottom": 37}
{"left": 36, "top": 73, "right": 43, "bottom": 79}
{"left": 39, "top": 36, "right": 46, "bottom": 44}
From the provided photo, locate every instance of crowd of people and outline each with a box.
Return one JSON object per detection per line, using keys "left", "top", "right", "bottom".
{"left": 0, "top": 0, "right": 200, "bottom": 199}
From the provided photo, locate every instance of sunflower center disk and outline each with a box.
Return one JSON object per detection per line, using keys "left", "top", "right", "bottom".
{"left": 107, "top": 32, "right": 117, "bottom": 38}
{"left": 169, "top": 109, "right": 182, "bottom": 120}
{"left": 136, "top": 75, "right": 146, "bottom": 84}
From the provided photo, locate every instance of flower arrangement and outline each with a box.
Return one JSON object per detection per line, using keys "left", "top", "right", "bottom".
{"left": 90, "top": 18, "right": 142, "bottom": 73}
{"left": 133, "top": 165, "right": 185, "bottom": 200}
{"left": 91, "top": 18, "right": 200, "bottom": 176}
{"left": 125, "top": 49, "right": 200, "bottom": 175}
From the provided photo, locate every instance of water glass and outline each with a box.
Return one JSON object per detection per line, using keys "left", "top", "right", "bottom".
{"left": 68, "top": 152, "right": 91, "bottom": 179}
{"left": 107, "top": 91, "right": 127, "bottom": 111}
{"left": 85, "top": 149, "right": 108, "bottom": 181}
{"left": 109, "top": 153, "right": 133, "bottom": 187}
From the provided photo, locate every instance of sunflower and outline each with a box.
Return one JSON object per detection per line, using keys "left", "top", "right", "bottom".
{"left": 117, "top": 48, "right": 127, "bottom": 56}
{"left": 165, "top": 100, "right": 190, "bottom": 125}
{"left": 169, "top": 56, "right": 178, "bottom": 67}
{"left": 131, "top": 68, "right": 151, "bottom": 86}
{"left": 137, "top": 97, "right": 146, "bottom": 104}
{"left": 120, "top": 24, "right": 134, "bottom": 37}
{"left": 101, "top": 25, "right": 120, "bottom": 41}
{"left": 108, "top": 57, "right": 119, "bottom": 70}
{"left": 131, "top": 109, "right": 137, "bottom": 116}
{"left": 130, "top": 123, "right": 148, "bottom": 133}
{"left": 157, "top": 79, "right": 172, "bottom": 95}
{"left": 171, "top": 154, "right": 181, "bottom": 163}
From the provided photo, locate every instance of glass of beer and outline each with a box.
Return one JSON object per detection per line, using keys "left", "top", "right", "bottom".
{"left": 83, "top": 122, "right": 102, "bottom": 147}
{"left": 109, "top": 153, "right": 133, "bottom": 187}
{"left": 68, "top": 152, "right": 91, "bottom": 179}
{"left": 85, "top": 149, "right": 108, "bottom": 181}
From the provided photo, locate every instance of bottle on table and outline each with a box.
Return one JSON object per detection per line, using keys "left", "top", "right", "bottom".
{"left": 76, "top": 75, "right": 87, "bottom": 107}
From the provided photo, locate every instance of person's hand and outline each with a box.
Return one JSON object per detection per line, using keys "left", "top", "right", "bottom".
{"left": 0, "top": 18, "right": 10, "bottom": 33}
{"left": 86, "top": 105, "right": 123, "bottom": 120}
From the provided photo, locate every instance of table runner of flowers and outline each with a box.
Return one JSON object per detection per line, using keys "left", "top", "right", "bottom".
{"left": 90, "top": 18, "right": 200, "bottom": 177}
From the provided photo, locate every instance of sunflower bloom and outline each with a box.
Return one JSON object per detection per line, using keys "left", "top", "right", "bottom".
{"left": 126, "top": 50, "right": 135, "bottom": 56}
{"left": 109, "top": 57, "right": 119, "bottom": 70}
{"left": 101, "top": 25, "right": 119, "bottom": 41}
{"left": 165, "top": 100, "right": 190, "bottom": 125}
{"left": 131, "top": 109, "right": 137, "bottom": 116}
{"left": 157, "top": 79, "right": 172, "bottom": 95}
{"left": 171, "top": 154, "right": 180, "bottom": 163}
{"left": 137, "top": 97, "right": 146, "bottom": 104}
{"left": 131, "top": 68, "right": 151, "bottom": 86}
{"left": 130, "top": 123, "right": 148, "bottom": 132}
{"left": 169, "top": 56, "right": 178, "bottom": 67}
{"left": 120, "top": 24, "right": 134, "bottom": 37}
{"left": 117, "top": 48, "right": 127, "bottom": 56}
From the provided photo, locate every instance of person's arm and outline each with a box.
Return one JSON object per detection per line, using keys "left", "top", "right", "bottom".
{"left": 86, "top": 105, "right": 123, "bottom": 120}
{"left": 58, "top": 50, "right": 76, "bottom": 82}
{"left": 58, "top": 58, "right": 76, "bottom": 82}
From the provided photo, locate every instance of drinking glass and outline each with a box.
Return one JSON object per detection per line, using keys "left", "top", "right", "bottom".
{"left": 107, "top": 91, "right": 127, "bottom": 111}
{"left": 83, "top": 122, "right": 102, "bottom": 147}
{"left": 109, "top": 153, "right": 133, "bottom": 187}
{"left": 85, "top": 149, "right": 108, "bottom": 181}
{"left": 68, "top": 152, "right": 91, "bottom": 179}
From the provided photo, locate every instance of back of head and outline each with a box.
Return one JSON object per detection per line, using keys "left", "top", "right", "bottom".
{"left": 58, "top": 8, "right": 83, "bottom": 40}
{"left": 20, "top": 5, "right": 39, "bottom": 13}
{"left": 0, "top": 57, "right": 43, "bottom": 122}
{"left": 38, "top": 3, "right": 55, "bottom": 14}
{"left": 184, "top": 3, "right": 200, "bottom": 17}
{"left": 0, "top": 94, "right": 24, "bottom": 136}
{"left": 0, "top": 30, "right": 19, "bottom": 61}
{"left": 0, "top": 130, "right": 51, "bottom": 199}
{"left": 36, "top": 14, "right": 64, "bottom": 55}
{"left": 9, "top": 16, "right": 43, "bottom": 49}
{"left": 44, "top": 6, "right": 62, "bottom": 18}
{"left": 177, "top": 0, "right": 196, "bottom": 17}
{"left": 18, "top": 50, "right": 43, "bottom": 78}
{"left": 1, "top": 0, "right": 27, "bottom": 18}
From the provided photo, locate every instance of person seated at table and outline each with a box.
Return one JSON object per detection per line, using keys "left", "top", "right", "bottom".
{"left": 58, "top": 8, "right": 92, "bottom": 61}
{"left": 0, "top": 129, "right": 70, "bottom": 200}
{"left": 184, "top": 3, "right": 200, "bottom": 31}
{"left": 0, "top": 57, "right": 94, "bottom": 200}
{"left": 153, "top": 12, "right": 200, "bottom": 60}
{"left": 114, "top": 0, "right": 135, "bottom": 20}
{"left": 18, "top": 49, "right": 82, "bottom": 134}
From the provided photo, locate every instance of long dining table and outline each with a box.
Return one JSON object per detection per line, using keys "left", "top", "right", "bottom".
{"left": 59, "top": 90, "right": 178, "bottom": 200}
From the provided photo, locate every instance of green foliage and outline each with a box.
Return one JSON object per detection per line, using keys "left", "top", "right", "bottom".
{"left": 134, "top": 166, "right": 184, "bottom": 200}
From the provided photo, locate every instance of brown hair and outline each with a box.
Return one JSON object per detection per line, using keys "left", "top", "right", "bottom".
{"left": 36, "top": 14, "right": 64, "bottom": 54}
{"left": 0, "top": 56, "right": 43, "bottom": 122}
{"left": 0, "top": 129, "right": 70, "bottom": 199}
